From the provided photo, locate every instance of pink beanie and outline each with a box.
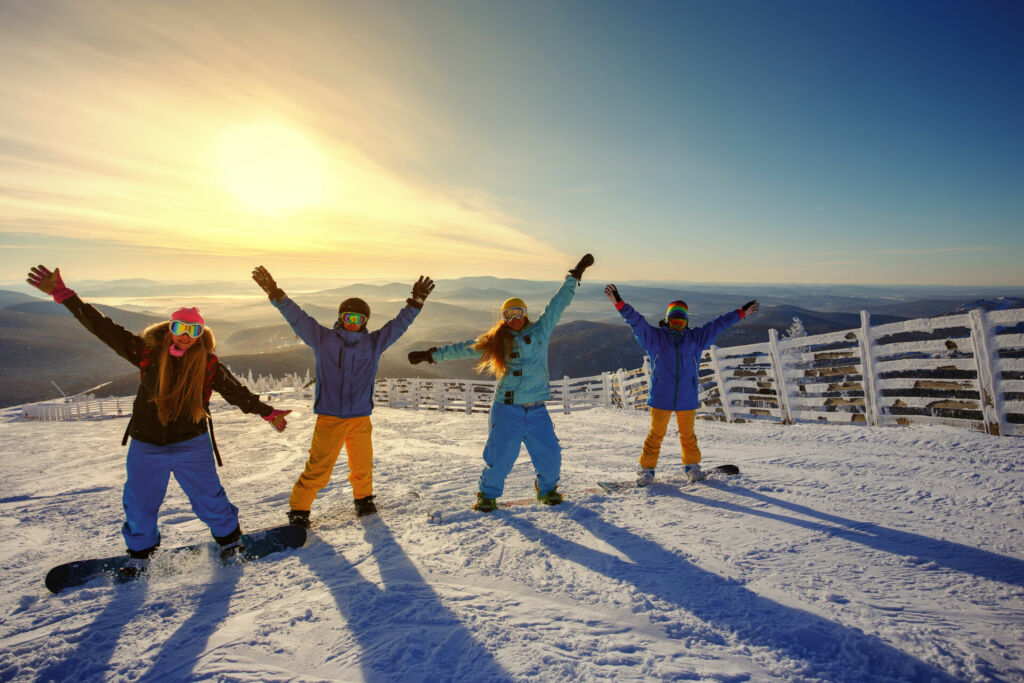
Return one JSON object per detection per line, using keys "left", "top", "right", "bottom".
{"left": 170, "top": 307, "right": 205, "bottom": 325}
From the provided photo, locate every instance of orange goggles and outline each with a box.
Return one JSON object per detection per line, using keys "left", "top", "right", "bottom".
{"left": 169, "top": 320, "right": 203, "bottom": 338}
{"left": 666, "top": 317, "right": 688, "bottom": 330}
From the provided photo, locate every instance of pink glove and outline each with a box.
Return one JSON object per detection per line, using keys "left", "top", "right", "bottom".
{"left": 26, "top": 265, "right": 76, "bottom": 303}
{"left": 263, "top": 409, "right": 291, "bottom": 432}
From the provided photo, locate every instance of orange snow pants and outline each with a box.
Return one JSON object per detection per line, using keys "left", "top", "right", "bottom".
{"left": 638, "top": 408, "right": 702, "bottom": 469}
{"left": 290, "top": 415, "right": 373, "bottom": 510}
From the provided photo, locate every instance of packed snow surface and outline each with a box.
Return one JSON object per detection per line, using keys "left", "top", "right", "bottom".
{"left": 1, "top": 397, "right": 1023, "bottom": 682}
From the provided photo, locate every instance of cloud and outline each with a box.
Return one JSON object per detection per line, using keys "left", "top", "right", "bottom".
{"left": 0, "top": 1, "right": 567, "bottom": 279}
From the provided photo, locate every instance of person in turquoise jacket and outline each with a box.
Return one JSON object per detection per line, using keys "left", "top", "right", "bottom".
{"left": 253, "top": 266, "right": 433, "bottom": 523}
{"left": 409, "top": 254, "right": 594, "bottom": 511}
{"left": 605, "top": 284, "right": 758, "bottom": 484}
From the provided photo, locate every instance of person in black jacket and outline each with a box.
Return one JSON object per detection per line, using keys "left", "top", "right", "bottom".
{"left": 26, "top": 265, "right": 290, "bottom": 576}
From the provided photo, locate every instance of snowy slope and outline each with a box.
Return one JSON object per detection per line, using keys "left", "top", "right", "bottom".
{"left": 1, "top": 398, "right": 1023, "bottom": 682}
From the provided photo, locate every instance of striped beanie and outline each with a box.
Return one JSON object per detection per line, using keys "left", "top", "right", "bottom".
{"left": 665, "top": 300, "right": 689, "bottom": 320}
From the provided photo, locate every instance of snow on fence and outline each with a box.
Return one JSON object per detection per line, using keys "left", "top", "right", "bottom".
{"left": 21, "top": 394, "right": 130, "bottom": 421}
{"left": 20, "top": 310, "right": 1024, "bottom": 436}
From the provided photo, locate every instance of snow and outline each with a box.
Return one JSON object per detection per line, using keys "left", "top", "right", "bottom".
{"left": 1, "top": 399, "right": 1023, "bottom": 682}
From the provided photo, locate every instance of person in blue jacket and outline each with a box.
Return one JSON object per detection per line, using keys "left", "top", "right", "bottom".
{"left": 605, "top": 284, "right": 758, "bottom": 484}
{"left": 253, "top": 266, "right": 434, "bottom": 524}
{"left": 408, "top": 254, "right": 594, "bottom": 511}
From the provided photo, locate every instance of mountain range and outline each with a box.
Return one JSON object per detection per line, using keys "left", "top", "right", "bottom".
{"left": 1, "top": 278, "right": 1021, "bottom": 408}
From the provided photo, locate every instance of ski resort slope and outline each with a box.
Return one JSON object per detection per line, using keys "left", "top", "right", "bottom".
{"left": 1, "top": 399, "right": 1022, "bottom": 682}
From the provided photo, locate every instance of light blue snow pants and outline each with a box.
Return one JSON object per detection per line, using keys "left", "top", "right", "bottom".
{"left": 478, "top": 402, "right": 562, "bottom": 499}
{"left": 122, "top": 434, "right": 239, "bottom": 552}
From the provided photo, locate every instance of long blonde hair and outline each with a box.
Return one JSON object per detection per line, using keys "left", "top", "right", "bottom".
{"left": 471, "top": 319, "right": 522, "bottom": 379}
{"left": 141, "top": 322, "right": 216, "bottom": 425}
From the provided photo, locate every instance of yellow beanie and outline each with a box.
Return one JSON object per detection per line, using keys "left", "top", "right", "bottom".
{"left": 501, "top": 297, "right": 527, "bottom": 312}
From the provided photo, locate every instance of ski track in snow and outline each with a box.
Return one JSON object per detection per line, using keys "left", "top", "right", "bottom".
{"left": 1, "top": 398, "right": 1023, "bottom": 682}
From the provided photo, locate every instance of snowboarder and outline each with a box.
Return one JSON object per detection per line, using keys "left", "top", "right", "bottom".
{"left": 408, "top": 255, "right": 594, "bottom": 511}
{"left": 252, "top": 266, "right": 433, "bottom": 526}
{"left": 604, "top": 284, "right": 759, "bottom": 484}
{"left": 25, "top": 265, "right": 291, "bottom": 577}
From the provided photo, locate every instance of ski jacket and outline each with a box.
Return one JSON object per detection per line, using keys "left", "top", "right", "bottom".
{"left": 62, "top": 296, "right": 273, "bottom": 446}
{"left": 431, "top": 276, "right": 578, "bottom": 405}
{"left": 272, "top": 297, "right": 418, "bottom": 418}
{"left": 616, "top": 302, "right": 741, "bottom": 411}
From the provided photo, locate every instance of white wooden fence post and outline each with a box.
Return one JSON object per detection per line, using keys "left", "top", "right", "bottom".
{"left": 562, "top": 376, "right": 571, "bottom": 415}
{"left": 968, "top": 309, "right": 1005, "bottom": 436}
{"left": 857, "top": 310, "right": 881, "bottom": 427}
{"left": 601, "top": 372, "right": 613, "bottom": 408}
{"left": 615, "top": 369, "right": 628, "bottom": 408}
{"left": 767, "top": 329, "right": 794, "bottom": 424}
{"left": 464, "top": 382, "right": 474, "bottom": 413}
{"left": 708, "top": 345, "right": 735, "bottom": 423}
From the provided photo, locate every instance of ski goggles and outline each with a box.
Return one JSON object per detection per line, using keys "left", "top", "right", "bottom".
{"left": 169, "top": 320, "right": 204, "bottom": 338}
{"left": 666, "top": 317, "right": 688, "bottom": 330}
{"left": 339, "top": 312, "right": 367, "bottom": 326}
{"left": 502, "top": 307, "right": 527, "bottom": 321}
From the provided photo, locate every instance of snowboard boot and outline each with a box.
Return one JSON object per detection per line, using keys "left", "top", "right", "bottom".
{"left": 473, "top": 492, "right": 498, "bottom": 512}
{"left": 354, "top": 495, "right": 377, "bottom": 517}
{"left": 119, "top": 541, "right": 159, "bottom": 578}
{"left": 684, "top": 463, "right": 705, "bottom": 482}
{"left": 219, "top": 539, "right": 246, "bottom": 562}
{"left": 287, "top": 509, "right": 311, "bottom": 529}
{"left": 118, "top": 557, "right": 149, "bottom": 579}
{"left": 636, "top": 467, "right": 656, "bottom": 486}
{"left": 535, "top": 481, "right": 564, "bottom": 506}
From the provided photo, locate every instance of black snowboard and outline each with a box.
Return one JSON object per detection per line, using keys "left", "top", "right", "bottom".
{"left": 45, "top": 524, "right": 307, "bottom": 594}
{"left": 597, "top": 464, "right": 740, "bottom": 493}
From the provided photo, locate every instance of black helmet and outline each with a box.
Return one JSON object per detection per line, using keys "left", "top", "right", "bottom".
{"left": 337, "top": 297, "right": 371, "bottom": 331}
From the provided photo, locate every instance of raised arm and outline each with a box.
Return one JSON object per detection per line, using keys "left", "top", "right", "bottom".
{"left": 693, "top": 300, "right": 759, "bottom": 350}
{"left": 374, "top": 276, "right": 433, "bottom": 352}
{"left": 530, "top": 253, "right": 593, "bottom": 338}
{"left": 252, "top": 265, "right": 329, "bottom": 351}
{"left": 605, "top": 284, "right": 659, "bottom": 353}
{"left": 27, "top": 265, "right": 143, "bottom": 366}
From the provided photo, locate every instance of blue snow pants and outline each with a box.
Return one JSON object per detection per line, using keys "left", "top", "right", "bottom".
{"left": 122, "top": 434, "right": 239, "bottom": 552}
{"left": 478, "top": 402, "right": 561, "bottom": 499}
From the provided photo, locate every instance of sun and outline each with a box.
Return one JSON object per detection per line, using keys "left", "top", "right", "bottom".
{"left": 213, "top": 122, "right": 330, "bottom": 214}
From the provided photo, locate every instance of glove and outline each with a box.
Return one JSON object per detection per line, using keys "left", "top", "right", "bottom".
{"left": 604, "top": 284, "right": 622, "bottom": 304}
{"left": 27, "top": 265, "right": 76, "bottom": 303}
{"left": 740, "top": 300, "right": 759, "bottom": 318}
{"left": 252, "top": 266, "right": 286, "bottom": 302}
{"left": 408, "top": 276, "right": 435, "bottom": 309}
{"left": 408, "top": 348, "right": 437, "bottom": 365}
{"left": 263, "top": 408, "right": 291, "bottom": 432}
{"left": 568, "top": 253, "right": 594, "bottom": 281}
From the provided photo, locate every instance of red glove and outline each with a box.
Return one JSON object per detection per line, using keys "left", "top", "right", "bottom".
{"left": 263, "top": 409, "right": 291, "bottom": 432}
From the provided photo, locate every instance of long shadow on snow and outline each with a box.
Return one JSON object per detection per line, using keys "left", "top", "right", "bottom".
{"left": 138, "top": 565, "right": 242, "bottom": 681}
{"left": 503, "top": 511, "right": 956, "bottom": 683}
{"left": 687, "top": 485, "right": 1024, "bottom": 587}
{"left": 301, "top": 517, "right": 512, "bottom": 682}
{"left": 36, "top": 580, "right": 149, "bottom": 682}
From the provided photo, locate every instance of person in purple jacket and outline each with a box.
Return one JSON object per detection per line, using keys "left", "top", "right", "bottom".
{"left": 605, "top": 284, "right": 759, "bottom": 484}
{"left": 253, "top": 266, "right": 433, "bottom": 524}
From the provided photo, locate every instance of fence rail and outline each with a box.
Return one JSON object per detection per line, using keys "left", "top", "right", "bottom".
{"left": 19, "top": 309, "right": 1024, "bottom": 436}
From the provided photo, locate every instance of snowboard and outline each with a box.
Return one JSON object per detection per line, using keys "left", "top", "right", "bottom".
{"left": 597, "top": 464, "right": 740, "bottom": 493}
{"left": 45, "top": 524, "right": 307, "bottom": 594}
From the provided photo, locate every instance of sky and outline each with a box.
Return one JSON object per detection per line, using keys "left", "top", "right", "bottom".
{"left": 1, "top": 0, "right": 1022, "bottom": 286}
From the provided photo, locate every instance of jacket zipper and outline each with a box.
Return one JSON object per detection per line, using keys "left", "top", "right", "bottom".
{"left": 673, "top": 335, "right": 681, "bottom": 409}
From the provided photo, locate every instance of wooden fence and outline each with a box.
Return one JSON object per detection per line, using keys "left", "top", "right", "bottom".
{"left": 372, "top": 308, "right": 1024, "bottom": 436}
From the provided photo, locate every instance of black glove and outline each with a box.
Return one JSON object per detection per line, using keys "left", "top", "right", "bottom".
{"left": 252, "top": 266, "right": 286, "bottom": 302}
{"left": 568, "top": 253, "right": 594, "bottom": 281}
{"left": 408, "top": 276, "right": 435, "bottom": 309}
{"left": 604, "top": 284, "right": 622, "bottom": 304}
{"left": 408, "top": 348, "right": 437, "bottom": 364}
{"left": 741, "top": 300, "right": 759, "bottom": 316}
